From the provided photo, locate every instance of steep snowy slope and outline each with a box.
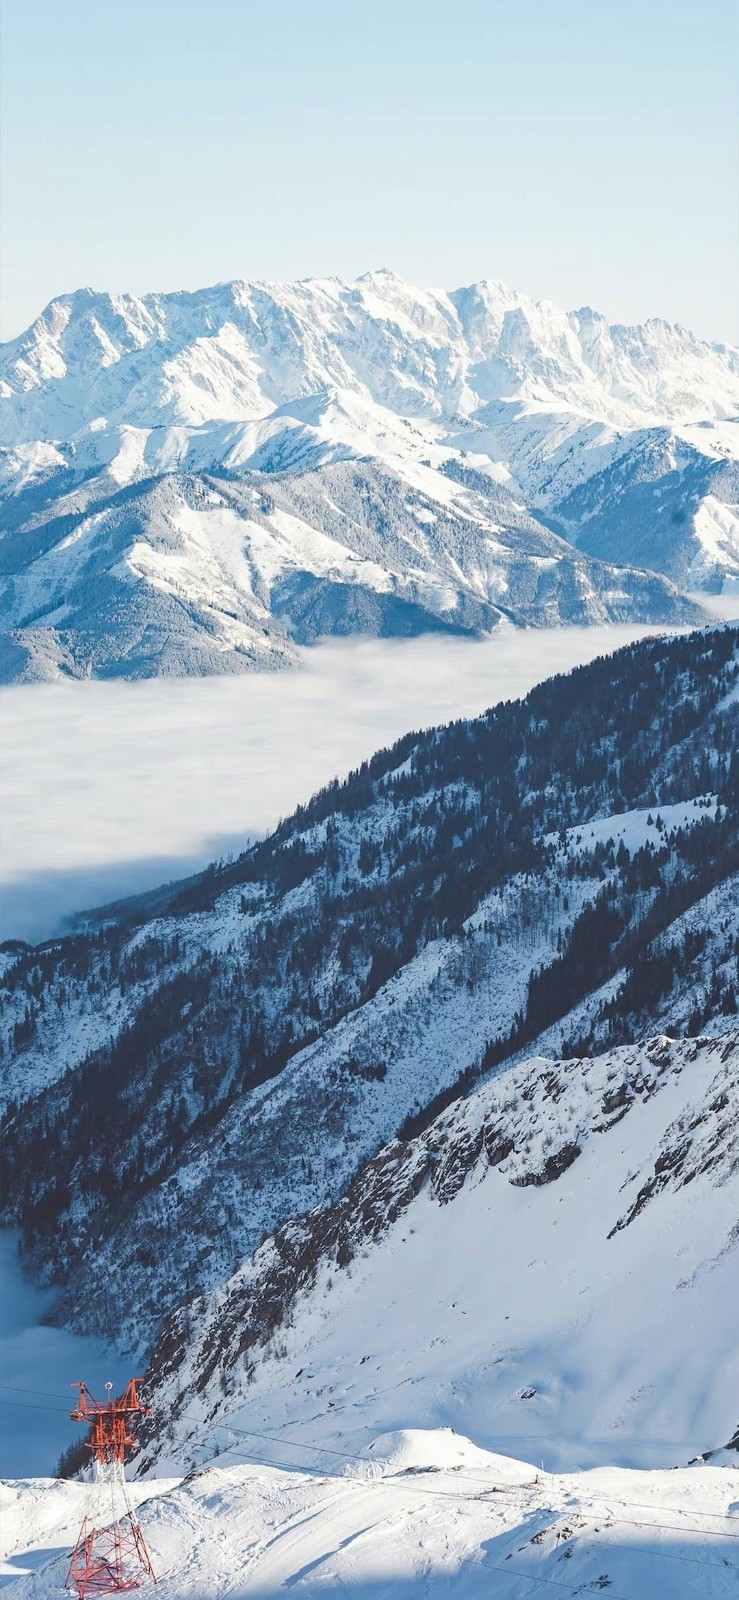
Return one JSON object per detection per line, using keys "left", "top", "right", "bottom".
{"left": 137, "top": 1031, "right": 739, "bottom": 1477}
{"left": 549, "top": 427, "right": 739, "bottom": 591}
{"left": 4, "top": 1437, "right": 739, "bottom": 1599}
{"left": 2, "top": 271, "right": 737, "bottom": 678}
{"left": 2, "top": 624, "right": 738, "bottom": 1365}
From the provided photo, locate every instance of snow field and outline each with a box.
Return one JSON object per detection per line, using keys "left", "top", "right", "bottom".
{"left": 3, "top": 1431, "right": 739, "bottom": 1598}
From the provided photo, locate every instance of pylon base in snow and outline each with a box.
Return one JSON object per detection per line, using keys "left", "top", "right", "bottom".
{"left": 67, "top": 1512, "right": 156, "bottom": 1596}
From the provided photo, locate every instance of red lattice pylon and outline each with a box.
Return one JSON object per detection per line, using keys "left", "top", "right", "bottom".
{"left": 66, "top": 1379, "right": 157, "bottom": 1597}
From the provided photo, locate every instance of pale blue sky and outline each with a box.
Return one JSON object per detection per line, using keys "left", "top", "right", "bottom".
{"left": 2, "top": 0, "right": 737, "bottom": 342}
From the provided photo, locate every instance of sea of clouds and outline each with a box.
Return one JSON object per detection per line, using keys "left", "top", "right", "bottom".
{"left": 0, "top": 625, "right": 694, "bottom": 944}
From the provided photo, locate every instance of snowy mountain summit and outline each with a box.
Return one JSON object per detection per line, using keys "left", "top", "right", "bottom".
{"left": 2, "top": 272, "right": 738, "bottom": 679}
{"left": 4, "top": 271, "right": 738, "bottom": 439}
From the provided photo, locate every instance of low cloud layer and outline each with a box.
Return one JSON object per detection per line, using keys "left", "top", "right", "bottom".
{"left": 1, "top": 626, "right": 679, "bottom": 944}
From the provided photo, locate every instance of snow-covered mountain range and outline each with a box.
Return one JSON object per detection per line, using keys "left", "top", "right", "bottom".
{"left": 3, "top": 272, "right": 739, "bottom": 679}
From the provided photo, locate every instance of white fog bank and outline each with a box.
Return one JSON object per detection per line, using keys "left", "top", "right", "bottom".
{"left": 0, "top": 1232, "right": 131, "bottom": 1477}
{"left": 1, "top": 626, "right": 687, "bottom": 945}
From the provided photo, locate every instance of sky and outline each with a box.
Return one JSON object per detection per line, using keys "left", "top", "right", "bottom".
{"left": 1, "top": 0, "right": 737, "bottom": 344}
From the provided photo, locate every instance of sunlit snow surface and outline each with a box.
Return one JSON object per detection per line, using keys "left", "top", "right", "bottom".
{"left": 0, "top": 626, "right": 681, "bottom": 944}
{"left": 2, "top": 1431, "right": 739, "bottom": 1598}
{"left": 140, "top": 1027, "right": 739, "bottom": 1484}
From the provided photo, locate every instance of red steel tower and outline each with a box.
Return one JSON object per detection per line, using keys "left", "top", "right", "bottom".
{"left": 66, "top": 1379, "right": 157, "bottom": 1596}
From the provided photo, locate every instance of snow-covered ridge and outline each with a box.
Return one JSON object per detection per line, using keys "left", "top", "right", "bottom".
{"left": 3, "top": 272, "right": 739, "bottom": 440}
{"left": 5, "top": 1435, "right": 739, "bottom": 1598}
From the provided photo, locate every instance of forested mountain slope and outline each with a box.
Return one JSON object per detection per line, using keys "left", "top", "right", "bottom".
{"left": 1, "top": 624, "right": 738, "bottom": 1370}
